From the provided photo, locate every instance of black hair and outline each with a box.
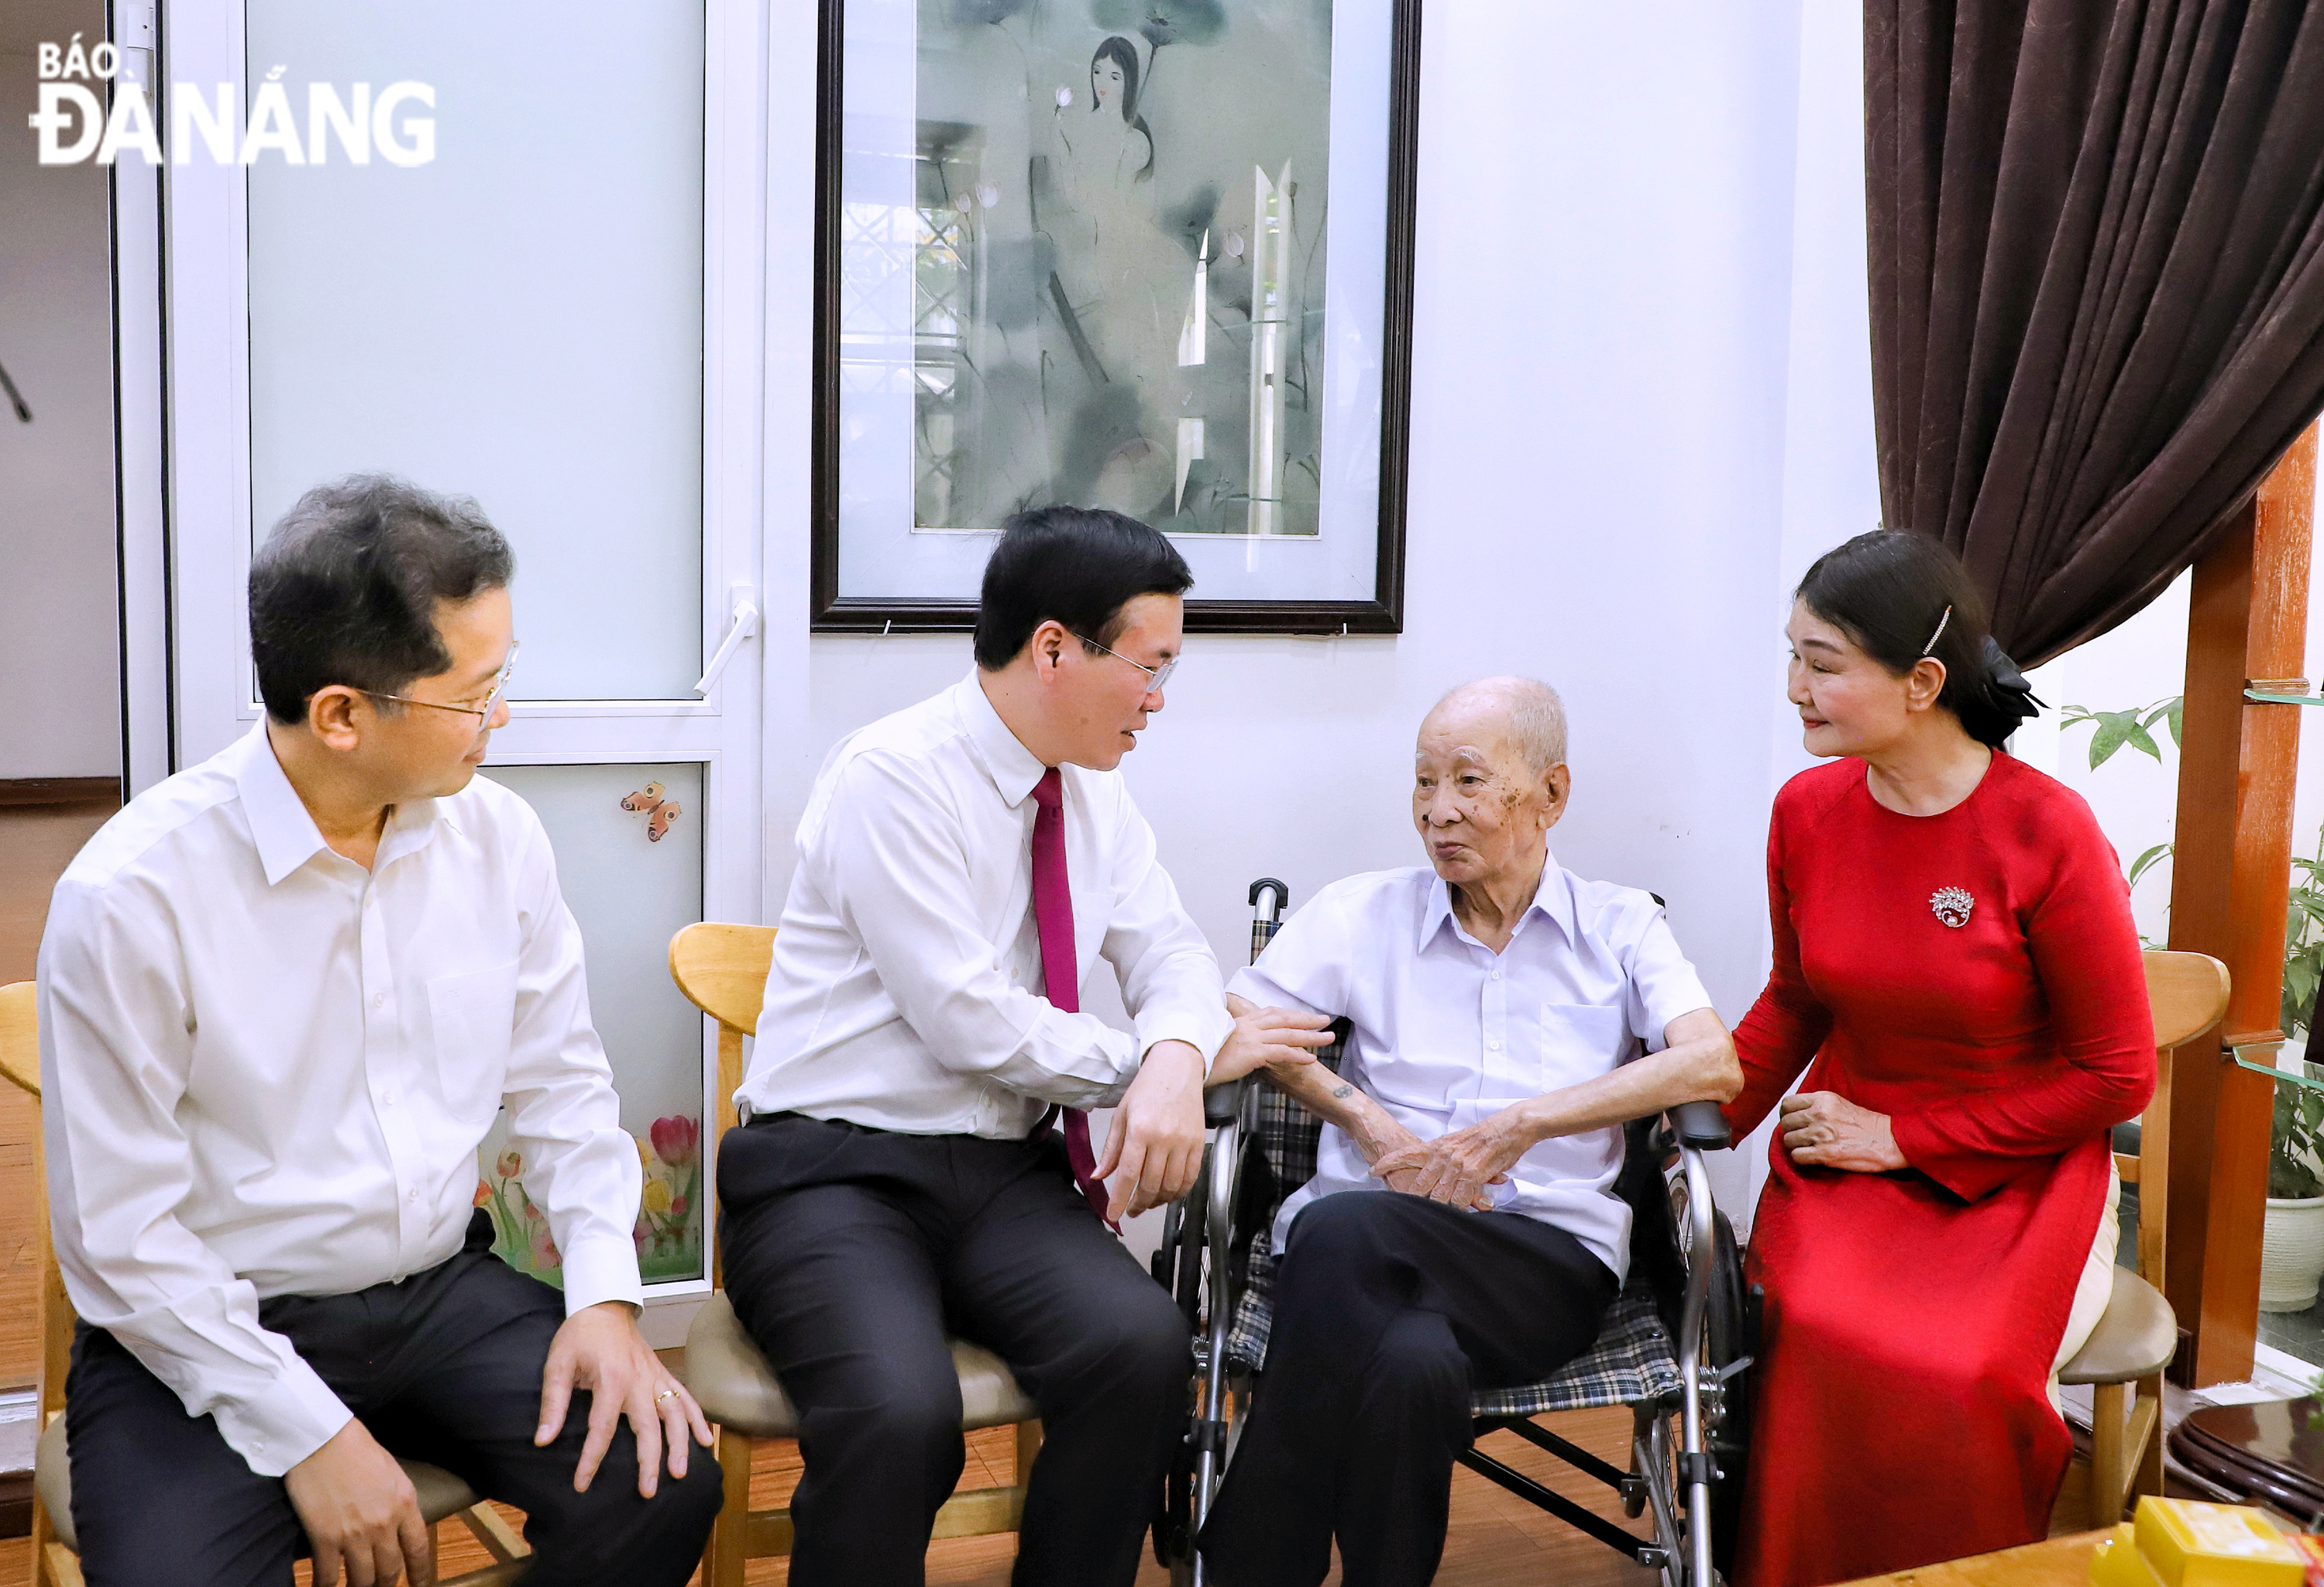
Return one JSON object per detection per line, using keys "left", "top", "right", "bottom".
{"left": 249, "top": 473, "right": 514, "bottom": 725}
{"left": 1794, "top": 530, "right": 2039, "bottom": 749}
{"left": 1090, "top": 36, "right": 1156, "bottom": 183}
{"left": 972, "top": 506, "right": 1193, "bottom": 670}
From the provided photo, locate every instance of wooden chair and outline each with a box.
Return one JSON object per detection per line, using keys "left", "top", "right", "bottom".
{"left": 0, "top": 982, "right": 532, "bottom": 1586}
{"left": 2056, "top": 948, "right": 2231, "bottom": 1529}
{"left": 667, "top": 922, "right": 1045, "bottom": 1586}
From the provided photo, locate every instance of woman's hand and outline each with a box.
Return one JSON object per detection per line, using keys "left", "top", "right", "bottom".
{"left": 1779, "top": 1091, "right": 1906, "bottom": 1172}
{"left": 1368, "top": 1109, "right": 1524, "bottom": 1212}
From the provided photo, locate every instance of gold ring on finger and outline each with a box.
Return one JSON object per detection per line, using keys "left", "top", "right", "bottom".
{"left": 655, "top": 1389, "right": 678, "bottom": 1403}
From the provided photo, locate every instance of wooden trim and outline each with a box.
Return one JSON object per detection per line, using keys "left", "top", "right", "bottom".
{"left": 806, "top": 1, "right": 1422, "bottom": 635}
{"left": 0, "top": 779, "right": 117, "bottom": 808}
{"left": 2164, "top": 422, "right": 2318, "bottom": 1386}
{"left": 741, "top": 1481, "right": 1029, "bottom": 1557}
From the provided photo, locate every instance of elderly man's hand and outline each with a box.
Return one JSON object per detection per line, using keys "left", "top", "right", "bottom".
{"left": 1208, "top": 1005, "right": 1336, "bottom": 1085}
{"left": 1367, "top": 1111, "right": 1519, "bottom": 1212}
{"left": 1779, "top": 1091, "right": 1905, "bottom": 1172}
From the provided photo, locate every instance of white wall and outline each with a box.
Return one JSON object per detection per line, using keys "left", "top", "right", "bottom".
{"left": 0, "top": 5, "right": 122, "bottom": 780}
{"left": 760, "top": 0, "right": 1889, "bottom": 1234}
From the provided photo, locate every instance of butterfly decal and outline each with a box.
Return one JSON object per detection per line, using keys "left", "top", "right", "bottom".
{"left": 620, "top": 781, "right": 683, "bottom": 843}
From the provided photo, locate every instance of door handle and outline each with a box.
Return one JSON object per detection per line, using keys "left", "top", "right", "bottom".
{"left": 694, "top": 583, "right": 761, "bottom": 696}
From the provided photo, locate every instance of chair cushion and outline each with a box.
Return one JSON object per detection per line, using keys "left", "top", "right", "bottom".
{"left": 36, "top": 1413, "right": 484, "bottom": 1554}
{"left": 2056, "top": 1266, "right": 2177, "bottom": 1385}
{"left": 684, "top": 1291, "right": 1037, "bottom": 1439}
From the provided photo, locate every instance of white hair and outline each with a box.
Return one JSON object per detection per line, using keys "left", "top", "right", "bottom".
{"left": 1428, "top": 675, "right": 1569, "bottom": 772}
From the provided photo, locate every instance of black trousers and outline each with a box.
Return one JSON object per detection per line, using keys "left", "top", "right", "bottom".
{"left": 1198, "top": 1192, "right": 1620, "bottom": 1587}
{"left": 66, "top": 1210, "right": 721, "bottom": 1587}
{"left": 717, "top": 1112, "right": 1192, "bottom": 1587}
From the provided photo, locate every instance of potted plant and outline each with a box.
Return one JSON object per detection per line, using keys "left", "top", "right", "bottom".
{"left": 2061, "top": 697, "right": 2324, "bottom": 1309}
{"left": 2265, "top": 831, "right": 2324, "bottom": 1311}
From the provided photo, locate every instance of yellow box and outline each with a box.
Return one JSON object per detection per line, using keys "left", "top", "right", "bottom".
{"left": 2085, "top": 1498, "right": 2308, "bottom": 1587}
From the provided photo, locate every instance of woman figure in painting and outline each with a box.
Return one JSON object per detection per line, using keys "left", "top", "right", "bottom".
{"left": 1045, "top": 35, "right": 1184, "bottom": 514}
{"left": 1727, "top": 530, "right": 2154, "bottom": 1585}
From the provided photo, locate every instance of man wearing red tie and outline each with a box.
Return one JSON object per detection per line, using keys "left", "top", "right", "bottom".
{"left": 720, "top": 507, "right": 1332, "bottom": 1587}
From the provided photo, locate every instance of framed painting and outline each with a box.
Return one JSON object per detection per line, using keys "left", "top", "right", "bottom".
{"left": 810, "top": 0, "right": 1420, "bottom": 633}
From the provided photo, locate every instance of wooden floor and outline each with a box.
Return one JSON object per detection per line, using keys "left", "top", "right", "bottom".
{"left": 0, "top": 1406, "right": 1663, "bottom": 1586}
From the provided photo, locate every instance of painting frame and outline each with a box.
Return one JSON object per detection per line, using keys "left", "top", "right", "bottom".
{"left": 808, "top": 0, "right": 1420, "bottom": 634}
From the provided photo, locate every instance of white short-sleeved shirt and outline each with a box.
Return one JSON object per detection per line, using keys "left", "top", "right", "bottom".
{"left": 1227, "top": 857, "right": 1714, "bottom": 1281}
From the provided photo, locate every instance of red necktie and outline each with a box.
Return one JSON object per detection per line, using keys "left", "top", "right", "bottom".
{"left": 1030, "top": 767, "right": 1112, "bottom": 1224}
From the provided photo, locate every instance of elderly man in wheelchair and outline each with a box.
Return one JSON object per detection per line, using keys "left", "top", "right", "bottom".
{"left": 1186, "top": 676, "right": 1745, "bottom": 1587}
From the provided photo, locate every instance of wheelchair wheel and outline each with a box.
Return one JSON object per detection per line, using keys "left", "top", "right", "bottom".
{"left": 1151, "top": 1156, "right": 1210, "bottom": 1578}
{"left": 1666, "top": 1169, "right": 1755, "bottom": 1582}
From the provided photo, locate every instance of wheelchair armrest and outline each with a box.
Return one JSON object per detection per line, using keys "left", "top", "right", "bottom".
{"left": 1665, "top": 1099, "right": 1731, "bottom": 1151}
{"left": 1204, "top": 1076, "right": 1248, "bottom": 1127}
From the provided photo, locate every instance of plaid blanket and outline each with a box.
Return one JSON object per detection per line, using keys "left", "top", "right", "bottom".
{"left": 1219, "top": 1077, "right": 1684, "bottom": 1417}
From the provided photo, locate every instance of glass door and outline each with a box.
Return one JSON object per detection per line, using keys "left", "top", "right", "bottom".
{"left": 155, "top": 0, "right": 765, "bottom": 1328}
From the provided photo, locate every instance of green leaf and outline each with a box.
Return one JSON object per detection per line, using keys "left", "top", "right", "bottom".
{"left": 2161, "top": 696, "right": 2183, "bottom": 749}
{"left": 2088, "top": 711, "right": 2141, "bottom": 769}
{"left": 2128, "top": 843, "right": 2172, "bottom": 888}
{"left": 2125, "top": 722, "right": 2162, "bottom": 762}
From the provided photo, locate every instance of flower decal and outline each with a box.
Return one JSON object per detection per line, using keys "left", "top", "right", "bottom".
{"left": 651, "top": 1115, "right": 700, "bottom": 1168}
{"left": 642, "top": 1178, "right": 672, "bottom": 1215}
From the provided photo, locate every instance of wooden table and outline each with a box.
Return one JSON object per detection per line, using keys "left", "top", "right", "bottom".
{"left": 1838, "top": 1532, "right": 2113, "bottom": 1587}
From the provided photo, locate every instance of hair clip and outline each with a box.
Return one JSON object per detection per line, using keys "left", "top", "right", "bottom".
{"left": 1921, "top": 605, "right": 1952, "bottom": 659}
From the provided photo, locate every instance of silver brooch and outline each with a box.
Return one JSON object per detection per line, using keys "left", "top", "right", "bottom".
{"left": 1930, "top": 886, "right": 1974, "bottom": 928}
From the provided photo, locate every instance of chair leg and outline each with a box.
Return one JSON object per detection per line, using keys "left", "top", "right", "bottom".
{"left": 2090, "top": 1381, "right": 2129, "bottom": 1530}
{"left": 704, "top": 1424, "right": 753, "bottom": 1586}
{"left": 1015, "top": 1418, "right": 1043, "bottom": 1488}
{"left": 31, "top": 1499, "right": 60, "bottom": 1587}
{"left": 458, "top": 1501, "right": 530, "bottom": 1563}
{"left": 2133, "top": 1375, "right": 2166, "bottom": 1501}
{"left": 39, "top": 1541, "right": 84, "bottom": 1587}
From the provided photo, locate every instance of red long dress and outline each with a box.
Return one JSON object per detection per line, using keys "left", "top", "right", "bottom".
{"left": 1726, "top": 752, "right": 2154, "bottom": 1587}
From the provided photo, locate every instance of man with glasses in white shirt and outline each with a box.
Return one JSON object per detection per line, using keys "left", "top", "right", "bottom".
{"left": 39, "top": 475, "right": 721, "bottom": 1587}
{"left": 721, "top": 507, "right": 1332, "bottom": 1587}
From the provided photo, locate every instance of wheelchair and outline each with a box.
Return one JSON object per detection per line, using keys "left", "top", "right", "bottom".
{"left": 1150, "top": 879, "right": 1758, "bottom": 1587}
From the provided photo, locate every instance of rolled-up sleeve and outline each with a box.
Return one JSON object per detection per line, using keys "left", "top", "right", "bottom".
{"left": 502, "top": 821, "right": 645, "bottom": 1316}
{"left": 39, "top": 879, "right": 350, "bottom": 1477}
{"left": 1226, "top": 892, "right": 1349, "bottom": 1020}
{"left": 1622, "top": 908, "right": 1714, "bottom": 1053}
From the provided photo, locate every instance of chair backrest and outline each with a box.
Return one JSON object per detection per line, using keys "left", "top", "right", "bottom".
{"left": 2129, "top": 949, "right": 2231, "bottom": 1290}
{"left": 0, "top": 980, "right": 75, "bottom": 1430}
{"left": 668, "top": 923, "right": 775, "bottom": 1143}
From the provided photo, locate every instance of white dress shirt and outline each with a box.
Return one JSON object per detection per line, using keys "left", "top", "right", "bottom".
{"left": 38, "top": 724, "right": 644, "bottom": 1476}
{"left": 739, "top": 672, "right": 1232, "bottom": 1135}
{"left": 1228, "top": 858, "right": 1714, "bottom": 1281}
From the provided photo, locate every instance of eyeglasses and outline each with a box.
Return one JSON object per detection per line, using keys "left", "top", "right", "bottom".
{"left": 1074, "top": 634, "right": 1177, "bottom": 694}
{"left": 357, "top": 640, "right": 520, "bottom": 746}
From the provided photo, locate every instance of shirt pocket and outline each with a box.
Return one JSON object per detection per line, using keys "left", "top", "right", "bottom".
{"left": 428, "top": 962, "right": 518, "bottom": 1123}
{"left": 1537, "top": 1001, "right": 1631, "bottom": 1092}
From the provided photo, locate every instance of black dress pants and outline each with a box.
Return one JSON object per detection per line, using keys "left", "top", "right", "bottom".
{"left": 65, "top": 1210, "right": 722, "bottom": 1587}
{"left": 717, "top": 1112, "right": 1192, "bottom": 1587}
{"left": 1198, "top": 1192, "right": 1620, "bottom": 1587}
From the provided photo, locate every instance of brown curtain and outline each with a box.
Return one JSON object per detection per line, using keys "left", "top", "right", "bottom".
{"left": 1868, "top": 0, "right": 2324, "bottom": 667}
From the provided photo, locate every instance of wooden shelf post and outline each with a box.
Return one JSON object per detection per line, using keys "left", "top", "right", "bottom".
{"left": 2164, "top": 423, "right": 2317, "bottom": 1387}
